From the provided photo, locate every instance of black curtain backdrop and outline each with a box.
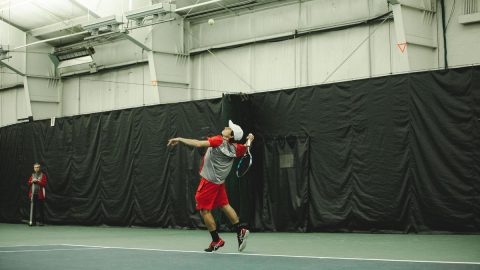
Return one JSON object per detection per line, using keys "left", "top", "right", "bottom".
{"left": 1, "top": 66, "right": 479, "bottom": 233}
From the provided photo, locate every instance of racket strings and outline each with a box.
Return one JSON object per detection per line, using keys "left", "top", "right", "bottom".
{"left": 236, "top": 154, "right": 252, "bottom": 177}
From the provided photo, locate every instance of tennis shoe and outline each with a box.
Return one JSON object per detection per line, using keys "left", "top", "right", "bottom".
{"left": 237, "top": 228, "right": 249, "bottom": 252}
{"left": 204, "top": 239, "right": 225, "bottom": 252}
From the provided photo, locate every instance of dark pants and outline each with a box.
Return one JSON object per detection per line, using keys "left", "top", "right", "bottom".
{"left": 32, "top": 196, "right": 45, "bottom": 225}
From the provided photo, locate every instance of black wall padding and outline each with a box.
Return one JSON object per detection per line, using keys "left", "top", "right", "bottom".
{"left": 1, "top": 66, "right": 479, "bottom": 233}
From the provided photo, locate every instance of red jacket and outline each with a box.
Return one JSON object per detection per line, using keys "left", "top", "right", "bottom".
{"left": 28, "top": 173, "right": 47, "bottom": 200}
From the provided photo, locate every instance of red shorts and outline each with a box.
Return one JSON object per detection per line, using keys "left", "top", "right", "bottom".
{"left": 195, "top": 178, "right": 229, "bottom": 211}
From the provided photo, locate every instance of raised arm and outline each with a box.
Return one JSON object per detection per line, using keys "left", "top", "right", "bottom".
{"left": 167, "top": 137, "right": 211, "bottom": 148}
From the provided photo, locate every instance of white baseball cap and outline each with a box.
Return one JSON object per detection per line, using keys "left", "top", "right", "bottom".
{"left": 228, "top": 120, "right": 243, "bottom": 141}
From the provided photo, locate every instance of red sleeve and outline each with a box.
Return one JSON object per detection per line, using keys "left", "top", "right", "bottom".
{"left": 236, "top": 144, "right": 247, "bottom": 157}
{"left": 207, "top": 135, "right": 223, "bottom": 148}
{"left": 28, "top": 176, "right": 33, "bottom": 186}
{"left": 39, "top": 174, "right": 47, "bottom": 187}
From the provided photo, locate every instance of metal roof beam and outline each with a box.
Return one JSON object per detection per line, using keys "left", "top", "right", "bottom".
{"left": 0, "top": 14, "right": 27, "bottom": 32}
{"left": 28, "top": 15, "right": 90, "bottom": 37}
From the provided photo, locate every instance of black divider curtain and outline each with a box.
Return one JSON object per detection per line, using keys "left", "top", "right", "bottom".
{"left": 260, "top": 136, "right": 310, "bottom": 232}
{"left": 1, "top": 66, "right": 479, "bottom": 232}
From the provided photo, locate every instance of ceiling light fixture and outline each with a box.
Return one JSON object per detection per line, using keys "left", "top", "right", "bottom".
{"left": 82, "top": 15, "right": 123, "bottom": 36}
{"left": 175, "top": 0, "right": 223, "bottom": 12}
{"left": 125, "top": 2, "right": 176, "bottom": 26}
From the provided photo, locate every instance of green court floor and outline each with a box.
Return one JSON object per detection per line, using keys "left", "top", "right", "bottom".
{"left": 1, "top": 223, "right": 479, "bottom": 270}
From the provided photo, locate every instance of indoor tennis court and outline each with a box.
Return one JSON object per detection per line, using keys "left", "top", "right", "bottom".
{"left": 1, "top": 0, "right": 480, "bottom": 270}
{"left": 1, "top": 224, "right": 480, "bottom": 270}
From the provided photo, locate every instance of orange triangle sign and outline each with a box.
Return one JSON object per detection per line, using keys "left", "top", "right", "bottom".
{"left": 397, "top": 43, "right": 407, "bottom": 53}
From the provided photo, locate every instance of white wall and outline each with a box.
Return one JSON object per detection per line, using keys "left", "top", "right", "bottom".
{"left": 444, "top": 0, "right": 480, "bottom": 66}
{"left": 0, "top": 87, "right": 28, "bottom": 127}
{"left": 61, "top": 63, "right": 157, "bottom": 116}
{"left": 0, "top": 20, "right": 26, "bottom": 86}
{"left": 0, "top": 18, "right": 27, "bottom": 127}
{"left": 189, "top": 0, "right": 392, "bottom": 96}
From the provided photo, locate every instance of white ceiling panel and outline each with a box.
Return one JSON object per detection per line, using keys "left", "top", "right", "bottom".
{"left": 0, "top": 0, "right": 88, "bottom": 31}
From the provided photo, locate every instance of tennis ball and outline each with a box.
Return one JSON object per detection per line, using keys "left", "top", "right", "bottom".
{"left": 208, "top": 18, "right": 215, "bottom": 25}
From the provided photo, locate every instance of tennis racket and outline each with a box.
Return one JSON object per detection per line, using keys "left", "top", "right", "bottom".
{"left": 29, "top": 183, "right": 35, "bottom": 226}
{"left": 236, "top": 138, "right": 253, "bottom": 178}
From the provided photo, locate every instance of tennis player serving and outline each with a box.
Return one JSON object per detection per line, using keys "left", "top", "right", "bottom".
{"left": 168, "top": 120, "right": 254, "bottom": 252}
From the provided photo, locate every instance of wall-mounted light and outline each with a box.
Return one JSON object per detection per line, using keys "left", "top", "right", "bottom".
{"left": 54, "top": 47, "right": 95, "bottom": 69}
{"left": 55, "top": 47, "right": 95, "bottom": 61}
{"left": 56, "top": 55, "right": 94, "bottom": 69}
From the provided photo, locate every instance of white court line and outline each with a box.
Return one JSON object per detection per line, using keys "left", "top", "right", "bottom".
{"left": 0, "top": 247, "right": 106, "bottom": 253}
{"left": 0, "top": 244, "right": 64, "bottom": 248}
{"left": 56, "top": 244, "right": 480, "bottom": 265}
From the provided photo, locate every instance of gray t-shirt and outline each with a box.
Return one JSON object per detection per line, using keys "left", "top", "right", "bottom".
{"left": 200, "top": 135, "right": 246, "bottom": 184}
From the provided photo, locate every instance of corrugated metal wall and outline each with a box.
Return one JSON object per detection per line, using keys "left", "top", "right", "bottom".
{"left": 0, "top": 87, "right": 27, "bottom": 126}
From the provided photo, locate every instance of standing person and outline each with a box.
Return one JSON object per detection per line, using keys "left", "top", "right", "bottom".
{"left": 168, "top": 120, "right": 254, "bottom": 252}
{"left": 28, "top": 163, "right": 47, "bottom": 226}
